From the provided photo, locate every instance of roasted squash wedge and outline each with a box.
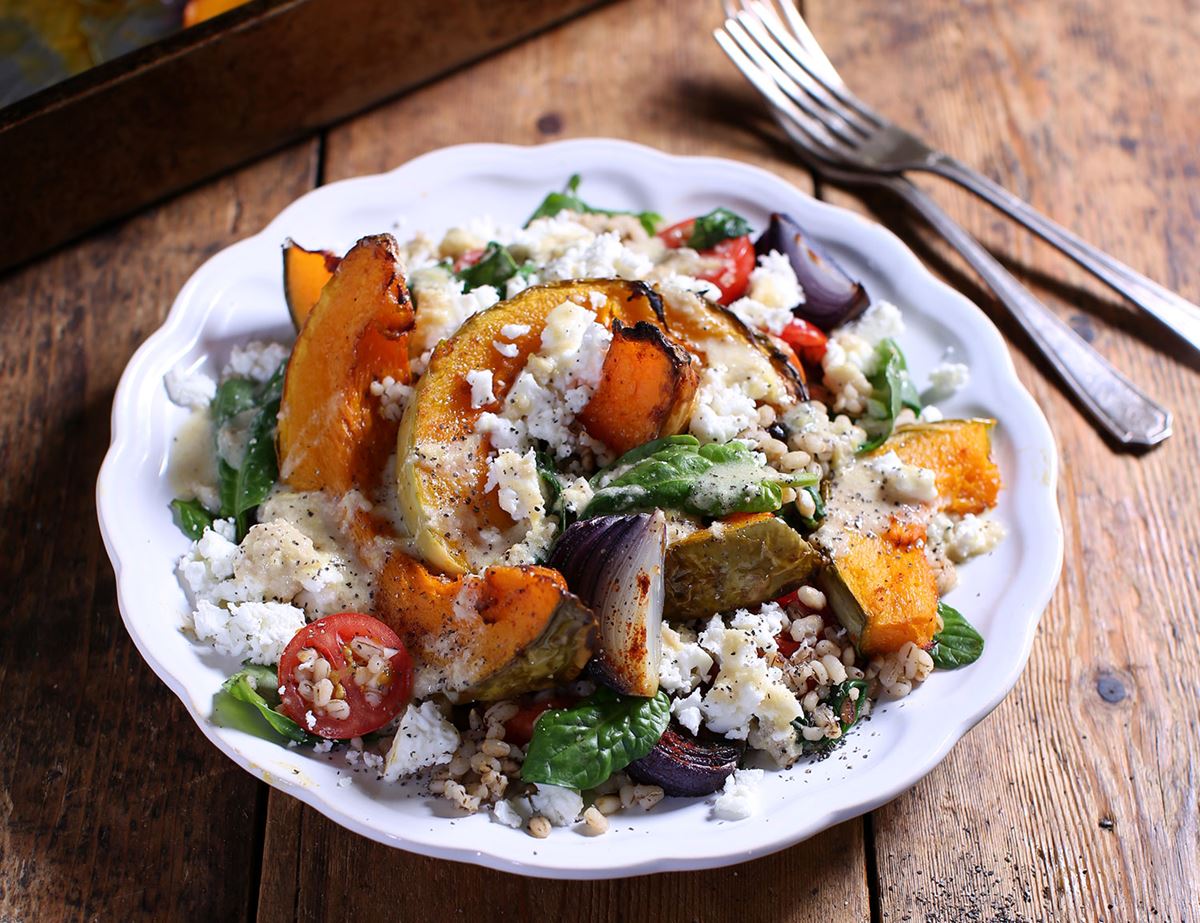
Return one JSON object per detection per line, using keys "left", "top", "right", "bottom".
{"left": 277, "top": 234, "right": 413, "bottom": 492}
{"left": 397, "top": 280, "right": 663, "bottom": 575}
{"left": 578, "top": 320, "right": 698, "bottom": 455}
{"left": 282, "top": 239, "right": 340, "bottom": 329}
{"left": 873, "top": 419, "right": 1000, "bottom": 515}
{"left": 375, "top": 551, "right": 596, "bottom": 701}
{"left": 665, "top": 513, "right": 820, "bottom": 620}
{"left": 818, "top": 529, "right": 940, "bottom": 656}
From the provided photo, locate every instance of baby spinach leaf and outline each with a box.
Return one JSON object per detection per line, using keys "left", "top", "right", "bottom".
{"left": 791, "top": 678, "right": 868, "bottom": 754}
{"left": 212, "top": 378, "right": 257, "bottom": 429}
{"left": 216, "top": 362, "right": 287, "bottom": 540}
{"left": 590, "top": 434, "right": 700, "bottom": 488}
{"left": 858, "top": 338, "right": 919, "bottom": 453}
{"left": 218, "top": 663, "right": 316, "bottom": 744}
{"left": 455, "top": 241, "right": 536, "bottom": 293}
{"left": 170, "top": 498, "right": 215, "bottom": 540}
{"left": 534, "top": 450, "right": 573, "bottom": 546}
{"left": 583, "top": 436, "right": 816, "bottom": 520}
{"left": 521, "top": 687, "right": 670, "bottom": 790}
{"left": 687, "top": 207, "right": 752, "bottom": 250}
{"left": 930, "top": 602, "right": 985, "bottom": 669}
{"left": 526, "top": 173, "right": 663, "bottom": 235}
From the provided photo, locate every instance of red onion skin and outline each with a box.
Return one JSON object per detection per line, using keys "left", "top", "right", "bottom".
{"left": 547, "top": 513, "right": 665, "bottom": 697}
{"left": 755, "top": 212, "right": 870, "bottom": 331}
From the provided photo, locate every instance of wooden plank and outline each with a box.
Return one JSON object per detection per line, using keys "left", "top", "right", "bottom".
{"left": 0, "top": 0, "right": 608, "bottom": 274}
{"left": 807, "top": 0, "right": 1200, "bottom": 919}
{"left": 260, "top": 0, "right": 873, "bottom": 916}
{"left": 0, "top": 140, "right": 319, "bottom": 921}
{"left": 258, "top": 794, "right": 868, "bottom": 923}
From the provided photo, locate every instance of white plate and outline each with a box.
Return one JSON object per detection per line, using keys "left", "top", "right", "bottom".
{"left": 97, "top": 138, "right": 1062, "bottom": 879}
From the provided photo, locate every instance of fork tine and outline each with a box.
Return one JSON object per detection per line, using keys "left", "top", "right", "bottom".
{"left": 713, "top": 26, "right": 854, "bottom": 166}
{"left": 768, "top": 0, "right": 838, "bottom": 80}
{"left": 723, "top": 19, "right": 865, "bottom": 150}
{"left": 750, "top": 0, "right": 886, "bottom": 128}
{"left": 733, "top": 10, "right": 874, "bottom": 139}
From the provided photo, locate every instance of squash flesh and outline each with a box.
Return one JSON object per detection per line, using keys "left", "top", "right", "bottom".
{"left": 375, "top": 552, "right": 595, "bottom": 700}
{"left": 665, "top": 513, "right": 820, "bottom": 620}
{"left": 578, "top": 320, "right": 698, "bottom": 455}
{"left": 873, "top": 419, "right": 1000, "bottom": 515}
{"left": 278, "top": 234, "right": 413, "bottom": 493}
{"left": 819, "top": 529, "right": 940, "bottom": 656}
{"left": 282, "top": 239, "right": 340, "bottom": 329}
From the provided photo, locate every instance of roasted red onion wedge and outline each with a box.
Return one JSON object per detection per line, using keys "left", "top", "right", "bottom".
{"left": 546, "top": 512, "right": 666, "bottom": 697}
{"left": 755, "top": 212, "right": 870, "bottom": 330}
{"left": 627, "top": 726, "right": 744, "bottom": 796}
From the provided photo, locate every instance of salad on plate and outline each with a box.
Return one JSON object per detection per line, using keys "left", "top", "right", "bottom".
{"left": 164, "top": 175, "right": 1004, "bottom": 838}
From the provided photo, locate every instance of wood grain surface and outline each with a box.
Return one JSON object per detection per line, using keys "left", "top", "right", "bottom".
{"left": 2, "top": 0, "right": 1197, "bottom": 920}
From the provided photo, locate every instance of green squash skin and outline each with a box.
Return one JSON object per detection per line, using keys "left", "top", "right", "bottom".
{"left": 457, "top": 594, "right": 597, "bottom": 702}
{"left": 664, "top": 517, "right": 821, "bottom": 621}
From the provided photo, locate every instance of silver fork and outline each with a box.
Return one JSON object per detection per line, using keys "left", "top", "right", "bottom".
{"left": 715, "top": 12, "right": 1173, "bottom": 447}
{"left": 722, "top": 0, "right": 1200, "bottom": 360}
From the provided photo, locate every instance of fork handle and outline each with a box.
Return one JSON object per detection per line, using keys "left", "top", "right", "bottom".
{"left": 924, "top": 154, "right": 1200, "bottom": 355}
{"left": 880, "top": 174, "right": 1172, "bottom": 447}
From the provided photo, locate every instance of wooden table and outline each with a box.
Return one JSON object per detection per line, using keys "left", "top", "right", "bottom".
{"left": 3, "top": 0, "right": 1197, "bottom": 919}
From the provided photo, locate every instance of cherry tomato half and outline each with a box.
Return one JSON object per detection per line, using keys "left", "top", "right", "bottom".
{"left": 503, "top": 695, "right": 577, "bottom": 746}
{"left": 780, "top": 318, "right": 829, "bottom": 366}
{"left": 278, "top": 613, "right": 413, "bottom": 739}
{"left": 452, "top": 248, "right": 486, "bottom": 272}
{"left": 659, "top": 218, "right": 756, "bottom": 305}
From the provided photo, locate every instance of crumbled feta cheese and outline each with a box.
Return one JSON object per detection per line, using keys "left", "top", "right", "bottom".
{"left": 223, "top": 341, "right": 289, "bottom": 382}
{"left": 408, "top": 267, "right": 501, "bottom": 358}
{"left": 483, "top": 448, "right": 555, "bottom": 563}
{"left": 728, "top": 602, "right": 788, "bottom": 654}
{"left": 934, "top": 512, "right": 1006, "bottom": 562}
{"left": 192, "top": 599, "right": 305, "bottom": 665}
{"left": 164, "top": 367, "right": 216, "bottom": 410}
{"left": 541, "top": 231, "right": 653, "bottom": 281}
{"left": 178, "top": 520, "right": 348, "bottom": 659}
{"left": 696, "top": 614, "right": 802, "bottom": 741}
{"left": 560, "top": 476, "right": 595, "bottom": 517}
{"left": 234, "top": 521, "right": 341, "bottom": 600}
{"left": 491, "top": 799, "right": 528, "bottom": 828}
{"left": 474, "top": 299, "right": 612, "bottom": 462}
{"left": 529, "top": 784, "right": 584, "bottom": 826}
{"left": 671, "top": 688, "right": 704, "bottom": 735}
{"left": 712, "top": 768, "right": 764, "bottom": 820}
{"left": 918, "top": 404, "right": 945, "bottom": 423}
{"left": 689, "top": 366, "right": 760, "bottom": 444}
{"left": 475, "top": 412, "right": 523, "bottom": 451}
{"left": 500, "top": 323, "right": 531, "bottom": 340}
{"left": 370, "top": 376, "right": 413, "bottom": 422}
{"left": 844, "top": 301, "right": 904, "bottom": 345}
{"left": 492, "top": 340, "right": 519, "bottom": 358}
{"left": 926, "top": 361, "right": 970, "bottom": 400}
{"left": 178, "top": 526, "right": 240, "bottom": 600}
{"left": 383, "top": 702, "right": 461, "bottom": 780}
{"left": 726, "top": 250, "right": 803, "bottom": 334}
{"left": 466, "top": 369, "right": 496, "bottom": 408}
{"left": 868, "top": 451, "right": 939, "bottom": 505}
{"left": 485, "top": 449, "right": 545, "bottom": 524}
{"left": 659, "top": 624, "right": 714, "bottom": 694}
